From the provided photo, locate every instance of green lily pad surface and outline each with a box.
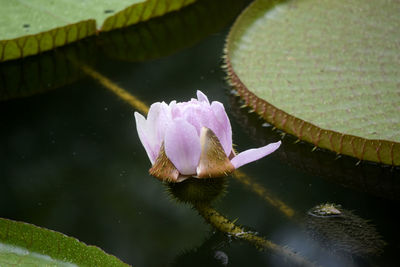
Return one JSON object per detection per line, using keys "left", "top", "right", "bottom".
{"left": 0, "top": 218, "right": 128, "bottom": 266}
{"left": 0, "top": 0, "right": 194, "bottom": 62}
{"left": 225, "top": 0, "right": 400, "bottom": 165}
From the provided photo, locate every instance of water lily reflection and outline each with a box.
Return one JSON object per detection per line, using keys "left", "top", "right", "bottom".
{"left": 134, "top": 91, "right": 281, "bottom": 182}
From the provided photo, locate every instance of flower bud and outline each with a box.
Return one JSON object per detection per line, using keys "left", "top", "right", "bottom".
{"left": 134, "top": 91, "right": 281, "bottom": 182}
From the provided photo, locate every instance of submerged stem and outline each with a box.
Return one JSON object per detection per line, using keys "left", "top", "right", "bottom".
{"left": 79, "top": 62, "right": 149, "bottom": 115}
{"left": 233, "top": 170, "right": 295, "bottom": 218}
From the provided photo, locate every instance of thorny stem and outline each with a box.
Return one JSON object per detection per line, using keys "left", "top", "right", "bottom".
{"left": 195, "top": 203, "right": 316, "bottom": 267}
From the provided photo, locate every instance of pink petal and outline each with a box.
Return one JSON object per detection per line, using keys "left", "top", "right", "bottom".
{"left": 164, "top": 118, "right": 201, "bottom": 175}
{"left": 179, "top": 101, "right": 232, "bottom": 157}
{"left": 210, "top": 101, "right": 232, "bottom": 156}
{"left": 134, "top": 112, "right": 158, "bottom": 164}
{"left": 196, "top": 90, "right": 210, "bottom": 105}
{"left": 230, "top": 141, "right": 281, "bottom": 169}
{"left": 179, "top": 104, "right": 203, "bottom": 134}
{"left": 168, "top": 91, "right": 232, "bottom": 157}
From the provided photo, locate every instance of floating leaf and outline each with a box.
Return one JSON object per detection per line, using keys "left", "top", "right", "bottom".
{"left": 225, "top": 0, "right": 400, "bottom": 165}
{"left": 0, "top": 0, "right": 195, "bottom": 62}
{"left": 0, "top": 218, "right": 129, "bottom": 266}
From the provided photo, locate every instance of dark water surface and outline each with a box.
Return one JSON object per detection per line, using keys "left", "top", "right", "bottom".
{"left": 1, "top": 1, "right": 399, "bottom": 266}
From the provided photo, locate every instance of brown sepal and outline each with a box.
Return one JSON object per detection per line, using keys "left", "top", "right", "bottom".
{"left": 197, "top": 127, "right": 235, "bottom": 178}
{"left": 149, "top": 142, "right": 180, "bottom": 182}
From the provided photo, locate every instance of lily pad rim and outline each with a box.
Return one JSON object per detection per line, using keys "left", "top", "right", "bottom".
{"left": 0, "top": 0, "right": 196, "bottom": 63}
{"left": 223, "top": 0, "right": 400, "bottom": 166}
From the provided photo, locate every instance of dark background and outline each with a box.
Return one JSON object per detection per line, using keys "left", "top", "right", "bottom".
{"left": 1, "top": 0, "right": 399, "bottom": 266}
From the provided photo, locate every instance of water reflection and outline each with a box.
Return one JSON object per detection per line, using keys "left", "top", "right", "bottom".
{"left": 269, "top": 202, "right": 386, "bottom": 266}
{"left": 171, "top": 231, "right": 230, "bottom": 267}
{"left": 306, "top": 203, "right": 385, "bottom": 258}
{"left": 167, "top": 177, "right": 227, "bottom": 204}
{"left": 166, "top": 178, "right": 315, "bottom": 266}
{"left": 164, "top": 171, "right": 388, "bottom": 266}
{"left": 0, "top": 38, "right": 97, "bottom": 101}
{"left": 270, "top": 226, "right": 356, "bottom": 267}
{"left": 99, "top": 0, "right": 250, "bottom": 62}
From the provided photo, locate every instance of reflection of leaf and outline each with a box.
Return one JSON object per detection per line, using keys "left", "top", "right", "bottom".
{"left": 171, "top": 232, "right": 230, "bottom": 267}
{"left": 0, "top": 0, "right": 195, "bottom": 62}
{"left": 225, "top": 0, "right": 400, "bottom": 165}
{"left": 0, "top": 38, "right": 97, "bottom": 102}
{"left": 100, "top": 0, "right": 250, "bottom": 62}
{"left": 0, "top": 218, "right": 128, "bottom": 266}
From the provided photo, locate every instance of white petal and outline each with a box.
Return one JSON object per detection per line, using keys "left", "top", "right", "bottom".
{"left": 134, "top": 112, "right": 157, "bottom": 164}
{"left": 196, "top": 90, "right": 210, "bottom": 105}
{"left": 230, "top": 141, "right": 281, "bottom": 169}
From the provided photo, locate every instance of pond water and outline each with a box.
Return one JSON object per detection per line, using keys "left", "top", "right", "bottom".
{"left": 1, "top": 1, "right": 399, "bottom": 266}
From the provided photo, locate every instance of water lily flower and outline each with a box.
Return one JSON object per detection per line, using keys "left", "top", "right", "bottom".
{"left": 134, "top": 91, "right": 281, "bottom": 182}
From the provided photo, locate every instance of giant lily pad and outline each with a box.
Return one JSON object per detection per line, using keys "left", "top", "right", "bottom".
{"left": 225, "top": 0, "right": 400, "bottom": 165}
{"left": 0, "top": 218, "right": 128, "bottom": 266}
{"left": 0, "top": 0, "right": 194, "bottom": 62}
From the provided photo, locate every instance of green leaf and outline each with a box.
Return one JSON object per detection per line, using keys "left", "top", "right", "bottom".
{"left": 0, "top": 218, "right": 129, "bottom": 266}
{"left": 0, "top": 0, "right": 195, "bottom": 62}
{"left": 225, "top": 0, "right": 400, "bottom": 165}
